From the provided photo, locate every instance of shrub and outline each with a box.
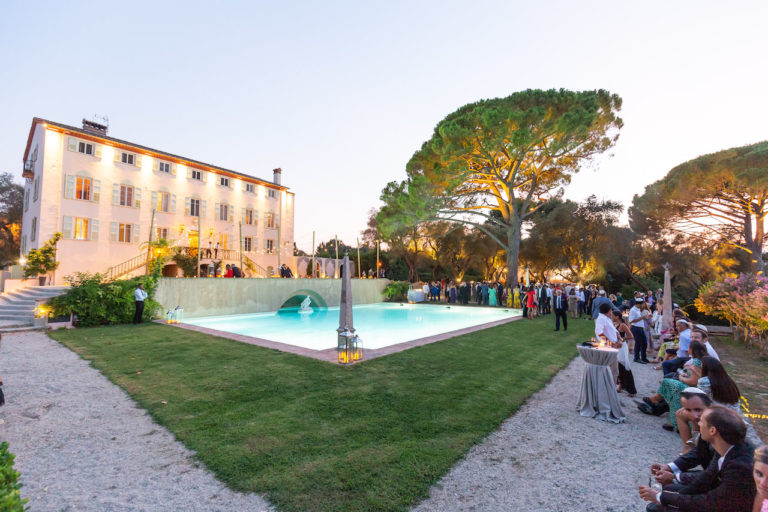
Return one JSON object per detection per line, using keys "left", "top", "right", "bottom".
{"left": 0, "top": 442, "right": 28, "bottom": 511}
{"left": 23, "top": 232, "right": 61, "bottom": 280}
{"left": 383, "top": 281, "right": 410, "bottom": 302}
{"left": 49, "top": 267, "right": 162, "bottom": 327}
{"left": 172, "top": 249, "right": 198, "bottom": 277}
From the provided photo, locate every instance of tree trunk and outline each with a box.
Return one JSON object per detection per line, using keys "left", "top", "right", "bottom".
{"left": 505, "top": 221, "right": 521, "bottom": 286}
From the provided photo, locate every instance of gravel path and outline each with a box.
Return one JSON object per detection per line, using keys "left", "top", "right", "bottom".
{"left": 412, "top": 352, "right": 680, "bottom": 512}
{"left": 1, "top": 330, "right": 679, "bottom": 511}
{"left": 0, "top": 331, "right": 274, "bottom": 512}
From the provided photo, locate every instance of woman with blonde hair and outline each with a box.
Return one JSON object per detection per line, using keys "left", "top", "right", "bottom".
{"left": 753, "top": 444, "right": 768, "bottom": 512}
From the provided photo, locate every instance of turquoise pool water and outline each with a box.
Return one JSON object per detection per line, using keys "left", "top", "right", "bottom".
{"left": 184, "top": 303, "right": 521, "bottom": 351}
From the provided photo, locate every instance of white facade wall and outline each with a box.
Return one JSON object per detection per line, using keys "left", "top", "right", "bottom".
{"left": 20, "top": 121, "right": 295, "bottom": 284}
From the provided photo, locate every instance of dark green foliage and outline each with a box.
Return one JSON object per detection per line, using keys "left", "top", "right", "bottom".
{"left": 172, "top": 249, "right": 198, "bottom": 277}
{"left": 49, "top": 269, "right": 161, "bottom": 326}
{"left": 382, "top": 281, "right": 410, "bottom": 302}
{"left": 0, "top": 442, "right": 28, "bottom": 511}
{"left": 50, "top": 318, "right": 594, "bottom": 512}
{"left": 23, "top": 232, "right": 61, "bottom": 278}
{"left": 0, "top": 173, "right": 23, "bottom": 268}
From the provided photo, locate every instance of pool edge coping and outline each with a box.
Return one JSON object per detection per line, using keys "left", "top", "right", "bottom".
{"left": 166, "top": 312, "right": 523, "bottom": 364}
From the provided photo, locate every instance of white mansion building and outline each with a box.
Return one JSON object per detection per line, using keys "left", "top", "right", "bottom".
{"left": 19, "top": 118, "right": 295, "bottom": 283}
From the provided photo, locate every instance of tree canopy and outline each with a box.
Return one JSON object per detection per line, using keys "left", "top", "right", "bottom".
{"left": 629, "top": 141, "right": 768, "bottom": 274}
{"left": 378, "top": 88, "right": 623, "bottom": 284}
{"left": 0, "top": 172, "right": 23, "bottom": 267}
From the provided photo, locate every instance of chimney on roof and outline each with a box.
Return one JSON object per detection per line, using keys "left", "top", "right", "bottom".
{"left": 82, "top": 118, "right": 108, "bottom": 135}
{"left": 273, "top": 168, "right": 282, "bottom": 185}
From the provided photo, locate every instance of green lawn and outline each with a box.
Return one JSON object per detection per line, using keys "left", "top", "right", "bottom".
{"left": 49, "top": 315, "right": 594, "bottom": 512}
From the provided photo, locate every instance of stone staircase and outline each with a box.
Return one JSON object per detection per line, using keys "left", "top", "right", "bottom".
{"left": 0, "top": 285, "right": 69, "bottom": 333}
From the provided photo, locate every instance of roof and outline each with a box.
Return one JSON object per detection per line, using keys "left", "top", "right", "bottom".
{"left": 22, "top": 117, "right": 290, "bottom": 191}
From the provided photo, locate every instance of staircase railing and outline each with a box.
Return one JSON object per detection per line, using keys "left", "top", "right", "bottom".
{"left": 104, "top": 253, "right": 150, "bottom": 281}
{"left": 103, "top": 247, "right": 275, "bottom": 280}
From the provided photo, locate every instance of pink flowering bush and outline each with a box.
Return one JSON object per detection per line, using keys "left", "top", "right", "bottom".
{"left": 695, "top": 273, "right": 768, "bottom": 354}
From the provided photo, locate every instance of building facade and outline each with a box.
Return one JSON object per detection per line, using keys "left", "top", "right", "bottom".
{"left": 19, "top": 118, "right": 295, "bottom": 283}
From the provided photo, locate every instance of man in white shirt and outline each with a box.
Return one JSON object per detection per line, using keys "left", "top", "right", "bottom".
{"left": 133, "top": 283, "right": 148, "bottom": 325}
{"left": 594, "top": 302, "right": 619, "bottom": 343}
{"left": 576, "top": 288, "right": 586, "bottom": 318}
{"left": 662, "top": 320, "right": 692, "bottom": 374}
{"left": 628, "top": 298, "right": 650, "bottom": 364}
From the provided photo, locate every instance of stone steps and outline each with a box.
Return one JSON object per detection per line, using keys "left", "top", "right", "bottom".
{"left": 0, "top": 286, "right": 68, "bottom": 333}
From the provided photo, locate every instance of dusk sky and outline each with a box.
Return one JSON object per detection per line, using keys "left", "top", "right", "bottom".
{"left": 2, "top": 1, "right": 767, "bottom": 252}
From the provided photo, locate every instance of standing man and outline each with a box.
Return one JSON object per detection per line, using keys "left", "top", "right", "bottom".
{"left": 133, "top": 283, "right": 147, "bottom": 325}
{"left": 629, "top": 298, "right": 650, "bottom": 363}
{"left": 553, "top": 288, "right": 568, "bottom": 331}
{"left": 214, "top": 241, "right": 220, "bottom": 259}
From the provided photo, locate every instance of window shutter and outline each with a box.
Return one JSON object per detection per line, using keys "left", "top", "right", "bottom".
{"left": 171, "top": 163, "right": 177, "bottom": 176}
{"left": 230, "top": 204, "right": 235, "bottom": 223}
{"left": 201, "top": 200, "right": 207, "bottom": 218}
{"left": 112, "top": 183, "right": 120, "bottom": 205}
{"left": 275, "top": 213, "right": 280, "bottom": 228}
{"left": 94, "top": 144, "right": 102, "bottom": 159}
{"left": 135, "top": 155, "right": 142, "bottom": 168}
{"left": 241, "top": 208, "right": 246, "bottom": 223}
{"left": 264, "top": 238, "right": 269, "bottom": 249}
{"left": 200, "top": 171, "right": 207, "bottom": 183}
{"left": 152, "top": 159, "right": 159, "bottom": 172}
{"left": 242, "top": 182, "right": 247, "bottom": 192}
{"left": 62, "top": 216, "right": 74, "bottom": 239}
{"left": 170, "top": 194, "right": 176, "bottom": 213}
{"left": 215, "top": 203, "right": 220, "bottom": 221}
{"left": 110, "top": 222, "right": 118, "bottom": 242}
{"left": 186, "top": 167, "right": 192, "bottom": 179}
{"left": 90, "top": 219, "right": 99, "bottom": 241}
{"left": 65, "top": 175, "right": 75, "bottom": 199}
{"left": 134, "top": 188, "right": 141, "bottom": 208}
{"left": 185, "top": 197, "right": 191, "bottom": 216}
{"left": 92, "top": 179, "right": 101, "bottom": 202}
{"left": 114, "top": 149, "right": 121, "bottom": 163}
{"left": 133, "top": 224, "right": 140, "bottom": 244}
{"left": 151, "top": 191, "right": 158, "bottom": 211}
{"left": 67, "top": 137, "right": 78, "bottom": 152}
{"left": 254, "top": 209, "right": 259, "bottom": 226}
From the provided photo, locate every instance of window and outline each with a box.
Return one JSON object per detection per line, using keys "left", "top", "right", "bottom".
{"left": 121, "top": 152, "right": 135, "bottom": 165}
{"left": 243, "top": 236, "right": 252, "bottom": 252}
{"left": 265, "top": 212, "right": 275, "bottom": 229}
{"left": 78, "top": 141, "right": 94, "bottom": 155}
{"left": 245, "top": 183, "right": 254, "bottom": 193}
{"left": 156, "top": 191, "right": 170, "bottom": 212}
{"left": 244, "top": 208, "right": 254, "bottom": 225}
{"left": 158, "top": 161, "right": 170, "bottom": 173}
{"left": 219, "top": 176, "right": 230, "bottom": 188}
{"left": 219, "top": 203, "right": 229, "bottom": 221}
{"left": 268, "top": 189, "right": 278, "bottom": 199}
{"left": 31, "top": 217, "right": 37, "bottom": 242}
{"left": 118, "top": 223, "right": 133, "bottom": 243}
{"left": 219, "top": 233, "right": 228, "bottom": 249}
{"left": 190, "top": 198, "right": 200, "bottom": 217}
{"left": 265, "top": 239, "right": 275, "bottom": 254}
{"left": 21, "top": 235, "right": 26, "bottom": 253}
{"left": 75, "top": 176, "right": 92, "bottom": 201}
{"left": 191, "top": 169, "right": 202, "bottom": 181}
{"left": 33, "top": 178, "right": 39, "bottom": 202}
{"left": 24, "top": 188, "right": 29, "bottom": 211}
{"left": 119, "top": 185, "right": 134, "bottom": 207}
{"left": 74, "top": 218, "right": 90, "bottom": 240}
{"left": 156, "top": 227, "right": 169, "bottom": 240}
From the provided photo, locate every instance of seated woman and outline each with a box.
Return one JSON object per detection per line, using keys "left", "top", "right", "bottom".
{"left": 642, "top": 341, "right": 707, "bottom": 430}
{"left": 611, "top": 310, "right": 637, "bottom": 396}
{"left": 677, "top": 356, "right": 763, "bottom": 449}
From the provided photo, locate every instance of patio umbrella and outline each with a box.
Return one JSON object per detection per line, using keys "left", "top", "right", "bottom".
{"left": 337, "top": 252, "right": 355, "bottom": 334}
{"left": 662, "top": 263, "right": 673, "bottom": 331}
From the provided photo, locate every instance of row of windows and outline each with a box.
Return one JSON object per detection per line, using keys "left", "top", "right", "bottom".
{"left": 63, "top": 175, "right": 281, "bottom": 227}
{"left": 57, "top": 215, "right": 277, "bottom": 252}
{"left": 68, "top": 136, "right": 281, "bottom": 198}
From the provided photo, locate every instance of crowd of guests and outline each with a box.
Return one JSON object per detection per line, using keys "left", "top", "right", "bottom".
{"left": 597, "top": 291, "right": 768, "bottom": 511}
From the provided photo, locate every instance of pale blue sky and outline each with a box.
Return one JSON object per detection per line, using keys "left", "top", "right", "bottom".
{"left": 2, "top": 1, "right": 767, "bottom": 251}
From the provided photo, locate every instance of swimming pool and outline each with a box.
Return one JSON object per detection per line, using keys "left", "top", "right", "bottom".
{"left": 183, "top": 303, "right": 522, "bottom": 351}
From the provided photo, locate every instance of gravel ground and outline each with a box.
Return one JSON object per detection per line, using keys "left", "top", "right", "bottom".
{"left": 0, "top": 331, "right": 274, "bottom": 512}
{"left": 412, "top": 351, "right": 679, "bottom": 512}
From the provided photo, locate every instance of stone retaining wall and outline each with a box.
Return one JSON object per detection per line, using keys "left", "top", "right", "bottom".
{"left": 154, "top": 277, "right": 390, "bottom": 318}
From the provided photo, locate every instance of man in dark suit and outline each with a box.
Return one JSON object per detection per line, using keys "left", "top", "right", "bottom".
{"left": 553, "top": 288, "right": 568, "bottom": 331}
{"left": 639, "top": 405, "right": 756, "bottom": 511}
{"left": 650, "top": 391, "right": 715, "bottom": 489}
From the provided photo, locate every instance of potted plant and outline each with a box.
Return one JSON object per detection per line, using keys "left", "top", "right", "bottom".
{"left": 23, "top": 232, "right": 62, "bottom": 285}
